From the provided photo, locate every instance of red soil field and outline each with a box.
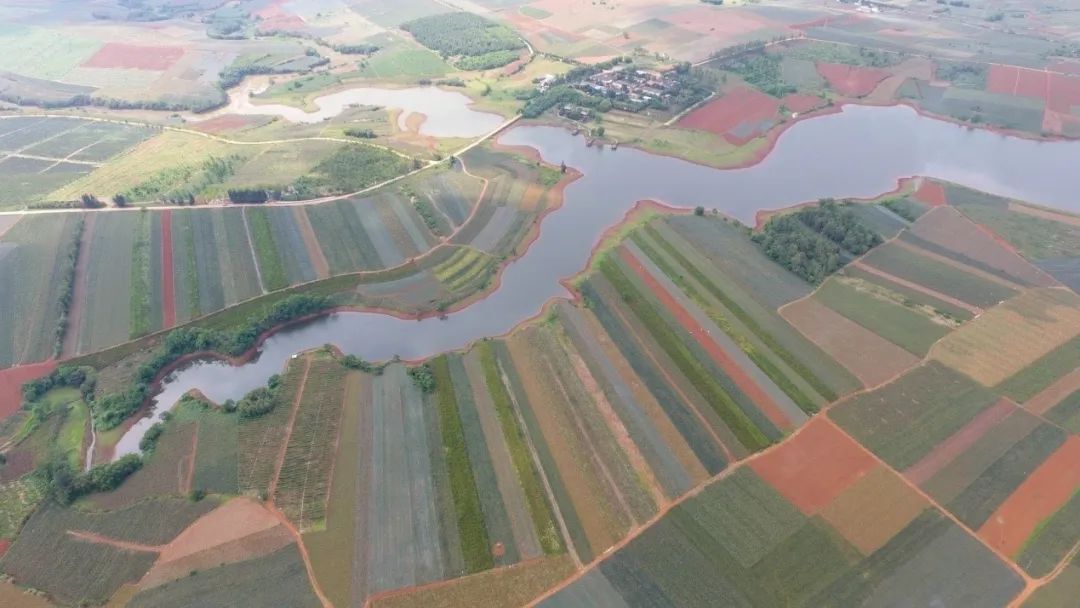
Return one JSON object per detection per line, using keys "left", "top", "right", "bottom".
{"left": 160, "top": 209, "right": 176, "bottom": 328}
{"left": 912, "top": 179, "right": 948, "bottom": 206}
{"left": 750, "top": 417, "right": 876, "bottom": 514}
{"left": 256, "top": 0, "right": 305, "bottom": 32}
{"left": 664, "top": 7, "right": 777, "bottom": 39}
{"left": 988, "top": 64, "right": 1080, "bottom": 112}
{"left": 0, "top": 539, "right": 9, "bottom": 557}
{"left": 903, "top": 398, "right": 1017, "bottom": 487}
{"left": 191, "top": 115, "right": 260, "bottom": 134}
{"left": 1025, "top": 368, "right": 1080, "bottom": 416}
{"left": 0, "top": 360, "right": 56, "bottom": 419}
{"left": 82, "top": 43, "right": 184, "bottom": 71}
{"left": 618, "top": 247, "right": 795, "bottom": 431}
{"left": 816, "top": 62, "right": 890, "bottom": 97}
{"left": 977, "top": 436, "right": 1080, "bottom": 557}
{"left": 780, "top": 93, "right": 823, "bottom": 114}
{"left": 677, "top": 87, "right": 779, "bottom": 144}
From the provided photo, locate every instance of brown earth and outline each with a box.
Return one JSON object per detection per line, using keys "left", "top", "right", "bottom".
{"left": 930, "top": 288, "right": 1080, "bottom": 387}
{"left": 903, "top": 398, "right": 1017, "bottom": 487}
{"left": 780, "top": 297, "right": 920, "bottom": 388}
{"left": 912, "top": 179, "right": 948, "bottom": 206}
{"left": 506, "top": 330, "right": 623, "bottom": 556}
{"left": 1009, "top": 202, "right": 1080, "bottom": 228}
{"left": 978, "top": 436, "right": 1080, "bottom": 557}
{"left": 909, "top": 207, "right": 1058, "bottom": 287}
{"left": 83, "top": 43, "right": 184, "bottom": 71}
{"left": 850, "top": 260, "right": 984, "bottom": 316}
{"left": 292, "top": 207, "right": 330, "bottom": 279}
{"left": 820, "top": 465, "right": 928, "bottom": 555}
{"left": 0, "top": 360, "right": 56, "bottom": 419}
{"left": 749, "top": 417, "right": 877, "bottom": 515}
{"left": 1025, "top": 368, "right": 1080, "bottom": 416}
{"left": 0, "top": 579, "right": 52, "bottom": 608}
{"left": 577, "top": 304, "right": 710, "bottom": 486}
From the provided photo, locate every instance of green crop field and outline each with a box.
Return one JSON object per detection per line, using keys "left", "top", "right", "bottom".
{"left": 127, "top": 544, "right": 321, "bottom": 608}
{"left": 860, "top": 242, "right": 1017, "bottom": 308}
{"left": 830, "top": 363, "right": 1001, "bottom": 470}
{"left": 996, "top": 334, "right": 1080, "bottom": 403}
{"left": 0, "top": 213, "right": 81, "bottom": 366}
{"left": 813, "top": 278, "right": 950, "bottom": 356}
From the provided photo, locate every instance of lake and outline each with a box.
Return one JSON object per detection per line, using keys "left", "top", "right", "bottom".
{"left": 112, "top": 103, "right": 1080, "bottom": 457}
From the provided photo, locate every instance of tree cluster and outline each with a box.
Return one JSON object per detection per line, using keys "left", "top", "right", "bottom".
{"left": 408, "top": 364, "right": 436, "bottom": 393}
{"left": 401, "top": 13, "right": 524, "bottom": 58}
{"left": 39, "top": 452, "right": 143, "bottom": 505}
{"left": 227, "top": 188, "right": 269, "bottom": 204}
{"left": 752, "top": 200, "right": 882, "bottom": 283}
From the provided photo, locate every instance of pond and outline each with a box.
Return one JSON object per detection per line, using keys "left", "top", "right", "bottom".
{"left": 217, "top": 81, "right": 505, "bottom": 138}
{"left": 112, "top": 103, "right": 1080, "bottom": 457}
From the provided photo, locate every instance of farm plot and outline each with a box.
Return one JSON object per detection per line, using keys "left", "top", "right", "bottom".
{"left": 238, "top": 357, "right": 308, "bottom": 497}
{"left": 127, "top": 544, "right": 321, "bottom": 608}
{"left": 860, "top": 240, "right": 1018, "bottom": 309}
{"left": 830, "top": 362, "right": 1002, "bottom": 471}
{"left": 977, "top": 437, "right": 1080, "bottom": 570}
{"left": 930, "top": 288, "right": 1080, "bottom": 387}
{"left": 780, "top": 297, "right": 920, "bottom": 389}
{"left": 0, "top": 213, "right": 81, "bottom": 366}
{"left": 305, "top": 198, "right": 387, "bottom": 275}
{"left": 73, "top": 212, "right": 136, "bottom": 354}
{"left": 811, "top": 276, "right": 951, "bottom": 356}
{"left": 85, "top": 422, "right": 196, "bottom": 511}
{"left": 0, "top": 497, "right": 216, "bottom": 606}
{"left": 676, "top": 87, "right": 780, "bottom": 144}
{"left": 539, "top": 465, "right": 1023, "bottom": 608}
{"left": 904, "top": 207, "right": 1058, "bottom": 287}
{"left": 647, "top": 218, "right": 859, "bottom": 402}
{"left": 997, "top": 334, "right": 1080, "bottom": 405}
{"left": 274, "top": 353, "right": 347, "bottom": 531}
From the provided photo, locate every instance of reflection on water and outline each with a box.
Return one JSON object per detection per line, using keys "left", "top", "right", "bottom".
{"left": 113, "top": 104, "right": 1080, "bottom": 457}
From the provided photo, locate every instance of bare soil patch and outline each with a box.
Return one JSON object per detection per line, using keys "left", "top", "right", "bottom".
{"left": 977, "top": 436, "right": 1080, "bottom": 557}
{"left": 903, "top": 398, "right": 1017, "bottom": 487}
{"left": 781, "top": 297, "right": 919, "bottom": 388}
{"left": 749, "top": 417, "right": 877, "bottom": 515}
{"left": 0, "top": 360, "right": 56, "bottom": 419}
{"left": 820, "top": 465, "right": 928, "bottom": 555}
{"left": 83, "top": 43, "right": 184, "bottom": 71}
{"left": 1025, "top": 367, "right": 1080, "bottom": 416}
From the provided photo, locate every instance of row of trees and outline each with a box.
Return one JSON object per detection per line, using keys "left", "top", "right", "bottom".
{"left": 27, "top": 294, "right": 332, "bottom": 431}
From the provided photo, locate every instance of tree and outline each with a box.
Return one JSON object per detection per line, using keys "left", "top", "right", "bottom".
{"left": 559, "top": 161, "right": 567, "bottom": 174}
{"left": 112, "top": 194, "right": 128, "bottom": 207}
{"left": 80, "top": 193, "right": 102, "bottom": 208}
{"left": 694, "top": 206, "right": 705, "bottom": 216}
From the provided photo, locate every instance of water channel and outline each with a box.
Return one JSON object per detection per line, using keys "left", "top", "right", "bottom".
{"left": 112, "top": 103, "right": 1080, "bottom": 457}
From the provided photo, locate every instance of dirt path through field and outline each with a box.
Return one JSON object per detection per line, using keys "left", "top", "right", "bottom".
{"left": 183, "top": 422, "right": 198, "bottom": 494}
{"left": 67, "top": 530, "right": 163, "bottom": 553}
{"left": 292, "top": 207, "right": 330, "bottom": 279}
{"left": 61, "top": 213, "right": 96, "bottom": 358}
{"left": 159, "top": 209, "right": 176, "bottom": 328}
{"left": 267, "top": 503, "right": 333, "bottom": 608}
{"left": 241, "top": 207, "right": 268, "bottom": 294}
{"left": 851, "top": 260, "right": 984, "bottom": 316}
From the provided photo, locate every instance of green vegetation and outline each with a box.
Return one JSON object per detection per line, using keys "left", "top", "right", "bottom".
{"left": 642, "top": 222, "right": 839, "bottom": 403}
{"left": 754, "top": 200, "right": 882, "bottom": 284}
{"left": 814, "top": 278, "right": 950, "bottom": 356}
{"left": 245, "top": 208, "right": 287, "bottom": 291}
{"left": 401, "top": 13, "right": 524, "bottom": 61}
{"left": 0, "top": 475, "right": 46, "bottom": 539}
{"left": 129, "top": 210, "right": 153, "bottom": 337}
{"left": 288, "top": 145, "right": 408, "bottom": 199}
{"left": 599, "top": 257, "right": 771, "bottom": 452}
{"left": 718, "top": 52, "right": 794, "bottom": 97}
{"left": 38, "top": 451, "right": 143, "bottom": 506}
{"left": 831, "top": 362, "right": 1001, "bottom": 470}
{"left": 1018, "top": 491, "right": 1080, "bottom": 577}
{"left": 430, "top": 356, "right": 493, "bottom": 573}
{"left": 880, "top": 197, "right": 927, "bottom": 222}
{"left": 784, "top": 40, "right": 898, "bottom": 68}
{"left": 632, "top": 231, "right": 817, "bottom": 414}
{"left": 457, "top": 50, "right": 521, "bottom": 71}
{"left": 996, "top": 335, "right": 1080, "bottom": 402}
{"left": 476, "top": 341, "right": 562, "bottom": 554}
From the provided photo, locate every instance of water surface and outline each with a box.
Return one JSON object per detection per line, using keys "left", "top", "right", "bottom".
{"left": 221, "top": 82, "right": 504, "bottom": 137}
{"left": 113, "top": 104, "right": 1080, "bottom": 457}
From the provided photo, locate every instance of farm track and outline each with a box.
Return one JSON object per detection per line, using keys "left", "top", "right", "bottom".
{"left": 0, "top": 113, "right": 519, "bottom": 216}
{"left": 0, "top": 152, "right": 102, "bottom": 167}
{"left": 267, "top": 356, "right": 312, "bottom": 501}
{"left": 60, "top": 213, "right": 96, "bottom": 358}
{"left": 66, "top": 530, "right": 163, "bottom": 553}
{"left": 850, "top": 260, "right": 984, "bottom": 316}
